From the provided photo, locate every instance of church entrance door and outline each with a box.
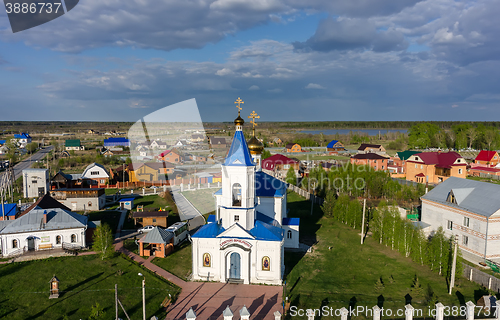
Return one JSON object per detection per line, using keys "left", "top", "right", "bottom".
{"left": 229, "top": 252, "right": 241, "bottom": 279}
{"left": 27, "top": 237, "right": 35, "bottom": 251}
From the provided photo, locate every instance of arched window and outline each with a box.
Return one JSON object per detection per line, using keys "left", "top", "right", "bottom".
{"left": 232, "top": 183, "right": 242, "bottom": 207}
{"left": 262, "top": 256, "right": 270, "bottom": 271}
{"left": 12, "top": 239, "right": 18, "bottom": 248}
{"left": 56, "top": 236, "right": 62, "bottom": 244}
{"left": 71, "top": 234, "right": 77, "bottom": 243}
{"left": 287, "top": 230, "right": 292, "bottom": 239}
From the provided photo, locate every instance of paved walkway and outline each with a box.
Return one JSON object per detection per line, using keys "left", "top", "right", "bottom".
{"left": 114, "top": 240, "right": 283, "bottom": 320}
{"left": 171, "top": 188, "right": 205, "bottom": 230}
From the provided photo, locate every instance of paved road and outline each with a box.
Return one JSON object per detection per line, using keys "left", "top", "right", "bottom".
{"left": 1, "top": 146, "right": 54, "bottom": 181}
{"left": 171, "top": 187, "right": 206, "bottom": 230}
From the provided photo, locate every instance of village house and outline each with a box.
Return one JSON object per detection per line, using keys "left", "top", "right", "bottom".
{"left": 474, "top": 151, "right": 500, "bottom": 167}
{"left": 50, "top": 188, "right": 106, "bottom": 211}
{"left": 150, "top": 140, "right": 168, "bottom": 149}
{"left": 51, "top": 171, "right": 82, "bottom": 189}
{"left": 128, "top": 162, "right": 175, "bottom": 182}
{"left": 262, "top": 154, "right": 300, "bottom": 172}
{"left": 285, "top": 143, "right": 302, "bottom": 153}
{"left": 18, "top": 193, "right": 71, "bottom": 218}
{"left": 64, "top": 139, "right": 84, "bottom": 151}
{"left": 326, "top": 140, "right": 346, "bottom": 153}
{"left": 22, "top": 168, "right": 50, "bottom": 198}
{"left": 158, "top": 149, "right": 182, "bottom": 163}
{"left": 191, "top": 134, "right": 205, "bottom": 143}
{"left": 272, "top": 137, "right": 283, "bottom": 146}
{"left": 357, "top": 143, "right": 386, "bottom": 154}
{"left": 405, "top": 151, "right": 467, "bottom": 184}
{"left": 208, "top": 137, "right": 227, "bottom": 149}
{"left": 421, "top": 177, "right": 500, "bottom": 263}
{"left": 350, "top": 153, "right": 390, "bottom": 171}
{"left": 14, "top": 133, "right": 32, "bottom": 145}
{"left": 81, "top": 163, "right": 109, "bottom": 187}
{"left": 0, "top": 208, "right": 88, "bottom": 257}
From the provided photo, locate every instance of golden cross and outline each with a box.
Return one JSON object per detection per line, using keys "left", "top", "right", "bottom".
{"left": 248, "top": 110, "right": 260, "bottom": 129}
{"left": 234, "top": 97, "right": 244, "bottom": 115}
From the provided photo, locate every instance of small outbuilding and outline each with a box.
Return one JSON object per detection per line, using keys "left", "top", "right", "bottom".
{"left": 133, "top": 210, "right": 169, "bottom": 228}
{"left": 119, "top": 198, "right": 135, "bottom": 210}
{"left": 138, "top": 227, "right": 174, "bottom": 258}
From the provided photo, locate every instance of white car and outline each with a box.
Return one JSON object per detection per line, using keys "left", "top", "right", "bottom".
{"left": 137, "top": 225, "right": 155, "bottom": 233}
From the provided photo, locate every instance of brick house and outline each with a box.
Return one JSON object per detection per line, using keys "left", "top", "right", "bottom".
{"left": 285, "top": 143, "right": 302, "bottom": 153}
{"left": 158, "top": 150, "right": 182, "bottom": 163}
{"left": 405, "top": 151, "right": 467, "bottom": 184}
{"left": 350, "top": 153, "right": 390, "bottom": 171}
{"left": 358, "top": 144, "right": 386, "bottom": 154}
{"left": 474, "top": 151, "right": 500, "bottom": 167}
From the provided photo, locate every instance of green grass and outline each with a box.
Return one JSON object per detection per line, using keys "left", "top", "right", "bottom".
{"left": 123, "top": 238, "right": 140, "bottom": 255}
{"left": 284, "top": 191, "right": 489, "bottom": 319}
{"left": 84, "top": 210, "right": 121, "bottom": 234}
{"left": 134, "top": 194, "right": 171, "bottom": 210}
{"left": 181, "top": 188, "right": 217, "bottom": 215}
{"left": 291, "top": 154, "right": 350, "bottom": 161}
{"left": 0, "top": 254, "right": 180, "bottom": 320}
{"left": 152, "top": 242, "right": 192, "bottom": 281}
{"left": 467, "top": 176, "right": 500, "bottom": 185}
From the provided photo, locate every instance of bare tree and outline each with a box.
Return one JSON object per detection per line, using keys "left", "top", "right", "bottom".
{"left": 467, "top": 127, "right": 478, "bottom": 149}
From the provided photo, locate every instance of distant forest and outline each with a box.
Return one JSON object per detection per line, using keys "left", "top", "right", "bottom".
{"left": 274, "top": 121, "right": 500, "bottom": 129}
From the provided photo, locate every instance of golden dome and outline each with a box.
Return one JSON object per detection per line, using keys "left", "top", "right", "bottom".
{"left": 234, "top": 115, "right": 244, "bottom": 126}
{"left": 247, "top": 135, "right": 264, "bottom": 154}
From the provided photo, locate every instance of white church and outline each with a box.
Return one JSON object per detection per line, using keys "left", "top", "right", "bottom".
{"left": 191, "top": 99, "right": 300, "bottom": 285}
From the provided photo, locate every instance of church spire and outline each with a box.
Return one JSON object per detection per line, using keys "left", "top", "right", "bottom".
{"left": 234, "top": 97, "right": 244, "bottom": 131}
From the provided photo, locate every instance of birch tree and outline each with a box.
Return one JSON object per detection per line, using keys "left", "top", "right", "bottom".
{"left": 92, "top": 223, "right": 114, "bottom": 260}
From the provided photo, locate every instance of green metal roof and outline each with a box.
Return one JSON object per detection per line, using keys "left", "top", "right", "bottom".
{"left": 397, "top": 150, "right": 419, "bottom": 160}
{"left": 65, "top": 139, "right": 81, "bottom": 147}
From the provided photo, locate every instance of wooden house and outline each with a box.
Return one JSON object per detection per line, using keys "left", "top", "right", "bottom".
{"left": 285, "top": 143, "right": 302, "bottom": 153}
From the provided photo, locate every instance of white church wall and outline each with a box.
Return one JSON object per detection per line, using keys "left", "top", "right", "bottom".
{"left": 283, "top": 225, "right": 299, "bottom": 249}
{"left": 1, "top": 227, "right": 86, "bottom": 256}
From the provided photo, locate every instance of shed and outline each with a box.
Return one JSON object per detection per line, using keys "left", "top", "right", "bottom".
{"left": 133, "top": 210, "right": 169, "bottom": 228}
{"left": 119, "top": 198, "right": 135, "bottom": 210}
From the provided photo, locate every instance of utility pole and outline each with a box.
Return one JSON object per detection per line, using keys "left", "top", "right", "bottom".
{"left": 449, "top": 234, "right": 459, "bottom": 295}
{"left": 361, "top": 199, "right": 366, "bottom": 244}
{"left": 138, "top": 273, "right": 146, "bottom": 320}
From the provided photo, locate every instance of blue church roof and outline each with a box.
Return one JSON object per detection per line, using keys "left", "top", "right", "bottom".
{"left": 249, "top": 220, "right": 283, "bottom": 241}
{"left": 207, "top": 214, "right": 216, "bottom": 223}
{"left": 255, "top": 171, "right": 287, "bottom": 197}
{"left": 224, "top": 130, "right": 254, "bottom": 167}
{"left": 214, "top": 188, "right": 222, "bottom": 196}
{"left": 282, "top": 218, "right": 300, "bottom": 226}
{"left": 191, "top": 222, "right": 225, "bottom": 238}
{"left": 255, "top": 211, "right": 276, "bottom": 225}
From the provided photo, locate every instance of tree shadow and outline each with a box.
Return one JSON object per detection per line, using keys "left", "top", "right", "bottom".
{"left": 405, "top": 294, "right": 412, "bottom": 305}
{"left": 208, "top": 296, "right": 235, "bottom": 320}
{"left": 253, "top": 293, "right": 278, "bottom": 320}
{"left": 62, "top": 272, "right": 104, "bottom": 294}
{"left": 456, "top": 291, "right": 465, "bottom": 305}
{"left": 316, "top": 298, "right": 329, "bottom": 320}
{"left": 377, "top": 295, "right": 384, "bottom": 308}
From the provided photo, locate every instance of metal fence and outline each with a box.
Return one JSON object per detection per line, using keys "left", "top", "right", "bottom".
{"left": 479, "top": 173, "right": 500, "bottom": 180}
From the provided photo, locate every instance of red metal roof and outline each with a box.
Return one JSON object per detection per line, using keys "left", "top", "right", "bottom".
{"left": 411, "top": 152, "right": 466, "bottom": 168}
{"left": 158, "top": 150, "right": 172, "bottom": 157}
{"left": 470, "top": 166, "right": 500, "bottom": 173}
{"left": 475, "top": 150, "right": 498, "bottom": 162}
{"left": 415, "top": 173, "right": 425, "bottom": 177}
{"left": 262, "top": 154, "right": 298, "bottom": 170}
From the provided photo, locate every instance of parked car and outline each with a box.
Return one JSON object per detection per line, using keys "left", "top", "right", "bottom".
{"left": 137, "top": 225, "right": 155, "bottom": 233}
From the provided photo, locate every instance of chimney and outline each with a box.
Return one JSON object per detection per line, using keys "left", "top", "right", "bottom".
{"left": 43, "top": 209, "right": 48, "bottom": 224}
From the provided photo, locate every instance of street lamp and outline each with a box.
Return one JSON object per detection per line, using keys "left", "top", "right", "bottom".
{"left": 138, "top": 272, "right": 146, "bottom": 320}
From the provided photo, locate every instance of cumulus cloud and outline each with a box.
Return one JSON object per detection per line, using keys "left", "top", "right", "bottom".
{"left": 305, "top": 83, "right": 325, "bottom": 89}
{"left": 294, "top": 18, "right": 407, "bottom": 52}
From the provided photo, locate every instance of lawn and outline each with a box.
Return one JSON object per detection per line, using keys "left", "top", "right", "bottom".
{"left": 84, "top": 210, "right": 122, "bottom": 233}
{"left": 284, "top": 191, "right": 489, "bottom": 319}
{"left": 181, "top": 188, "right": 217, "bottom": 215}
{"left": 152, "top": 242, "right": 193, "bottom": 281}
{"left": 0, "top": 254, "right": 180, "bottom": 320}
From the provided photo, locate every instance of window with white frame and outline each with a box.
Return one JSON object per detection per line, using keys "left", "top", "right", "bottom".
{"left": 12, "top": 239, "right": 18, "bottom": 248}
{"left": 458, "top": 169, "right": 463, "bottom": 175}
{"left": 71, "top": 234, "right": 77, "bottom": 243}
{"left": 463, "top": 217, "right": 470, "bottom": 227}
{"left": 287, "top": 230, "right": 292, "bottom": 239}
{"left": 463, "top": 235, "right": 469, "bottom": 246}
{"left": 447, "top": 220, "right": 453, "bottom": 230}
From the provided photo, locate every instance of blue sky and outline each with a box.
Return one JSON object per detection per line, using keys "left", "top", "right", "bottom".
{"left": 0, "top": 0, "right": 499, "bottom": 122}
